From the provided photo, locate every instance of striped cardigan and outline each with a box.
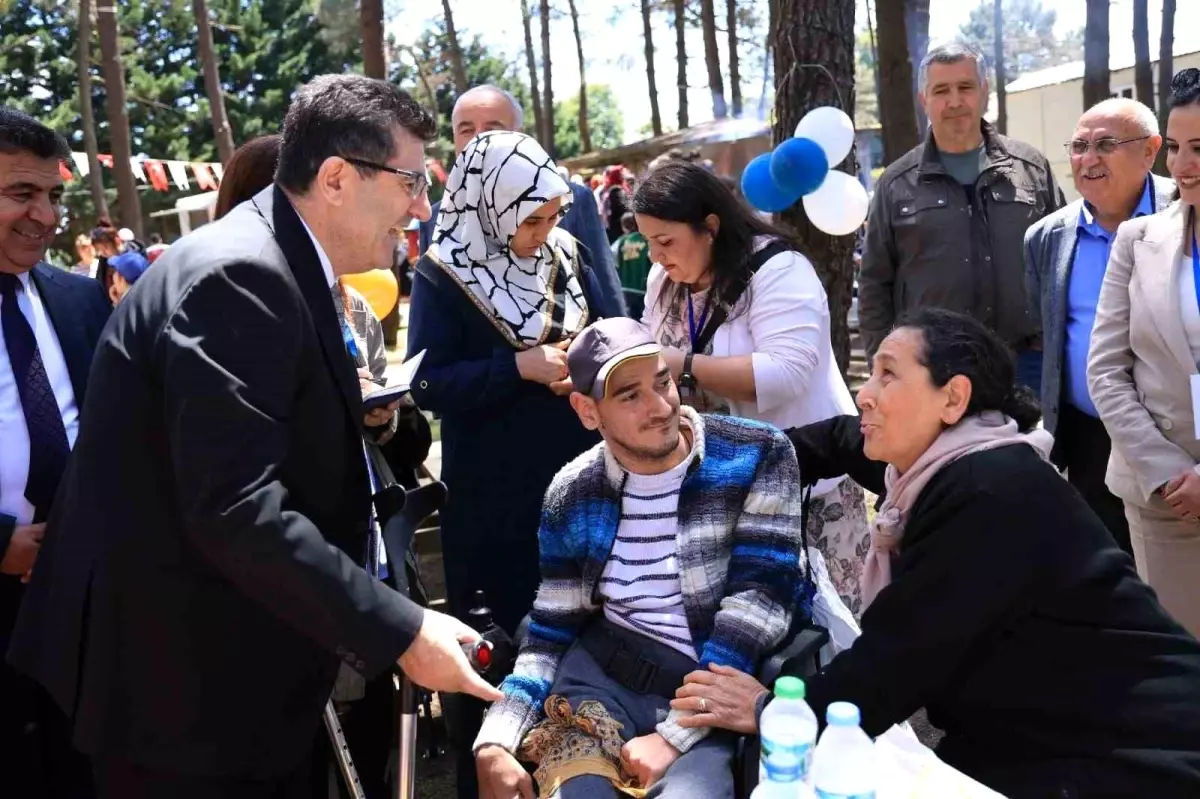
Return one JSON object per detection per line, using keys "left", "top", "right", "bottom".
{"left": 474, "top": 407, "right": 808, "bottom": 756}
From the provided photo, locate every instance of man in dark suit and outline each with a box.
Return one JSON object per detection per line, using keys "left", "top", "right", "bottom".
{"left": 418, "top": 84, "right": 628, "bottom": 317}
{"left": 0, "top": 106, "right": 111, "bottom": 798}
{"left": 8, "top": 76, "right": 500, "bottom": 797}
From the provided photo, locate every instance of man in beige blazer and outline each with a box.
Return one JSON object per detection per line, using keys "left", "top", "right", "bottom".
{"left": 1088, "top": 198, "right": 1200, "bottom": 636}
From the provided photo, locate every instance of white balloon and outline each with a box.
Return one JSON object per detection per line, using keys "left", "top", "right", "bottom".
{"left": 803, "top": 171, "right": 869, "bottom": 237}
{"left": 794, "top": 107, "right": 855, "bottom": 167}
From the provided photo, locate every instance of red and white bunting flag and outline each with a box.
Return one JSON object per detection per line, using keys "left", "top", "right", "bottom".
{"left": 166, "top": 161, "right": 190, "bottom": 191}
{"left": 144, "top": 159, "right": 171, "bottom": 192}
{"left": 191, "top": 163, "right": 218, "bottom": 191}
{"left": 71, "top": 152, "right": 90, "bottom": 177}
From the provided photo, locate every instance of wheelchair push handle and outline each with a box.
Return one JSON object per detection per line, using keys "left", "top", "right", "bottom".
{"left": 462, "top": 639, "right": 496, "bottom": 672}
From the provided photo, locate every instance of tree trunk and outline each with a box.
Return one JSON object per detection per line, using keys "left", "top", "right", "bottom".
{"left": 96, "top": 1, "right": 142, "bottom": 239}
{"left": 1133, "top": 0, "right": 1154, "bottom": 111}
{"left": 566, "top": 0, "right": 590, "bottom": 153}
{"left": 641, "top": 0, "right": 663, "bottom": 137}
{"left": 674, "top": 0, "right": 688, "bottom": 129}
{"left": 726, "top": 0, "right": 742, "bottom": 117}
{"left": 905, "top": 0, "right": 930, "bottom": 133}
{"left": 193, "top": 0, "right": 236, "bottom": 163}
{"left": 876, "top": 0, "right": 919, "bottom": 165}
{"left": 770, "top": 0, "right": 857, "bottom": 376}
{"left": 1083, "top": 0, "right": 1110, "bottom": 111}
{"left": 520, "top": 0, "right": 544, "bottom": 142}
{"left": 360, "top": 0, "right": 386, "bottom": 80}
{"left": 700, "top": 0, "right": 727, "bottom": 119}
{"left": 1155, "top": 0, "right": 1176, "bottom": 176}
{"left": 442, "top": 0, "right": 469, "bottom": 94}
{"left": 77, "top": 0, "right": 109, "bottom": 218}
{"left": 866, "top": 0, "right": 883, "bottom": 126}
{"left": 540, "top": 0, "right": 555, "bottom": 156}
{"left": 994, "top": 0, "right": 1007, "bottom": 134}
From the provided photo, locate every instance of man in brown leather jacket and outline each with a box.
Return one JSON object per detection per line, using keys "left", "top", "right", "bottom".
{"left": 860, "top": 41, "right": 1064, "bottom": 390}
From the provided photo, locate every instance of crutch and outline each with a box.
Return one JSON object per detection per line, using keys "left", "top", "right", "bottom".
{"left": 325, "top": 699, "right": 367, "bottom": 799}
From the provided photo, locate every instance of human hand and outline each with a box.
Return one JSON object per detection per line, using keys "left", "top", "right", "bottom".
{"left": 515, "top": 345, "right": 569, "bottom": 386}
{"left": 620, "top": 732, "right": 679, "bottom": 790}
{"left": 1, "top": 523, "right": 44, "bottom": 581}
{"left": 476, "top": 745, "right": 534, "bottom": 799}
{"left": 548, "top": 377, "right": 574, "bottom": 396}
{"left": 359, "top": 368, "right": 398, "bottom": 434}
{"left": 671, "top": 663, "right": 768, "bottom": 734}
{"left": 1163, "top": 471, "right": 1200, "bottom": 521}
{"left": 662, "top": 347, "right": 686, "bottom": 378}
{"left": 397, "top": 608, "right": 504, "bottom": 702}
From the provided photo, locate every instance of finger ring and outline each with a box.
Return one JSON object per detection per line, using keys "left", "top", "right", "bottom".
{"left": 697, "top": 697, "right": 707, "bottom": 713}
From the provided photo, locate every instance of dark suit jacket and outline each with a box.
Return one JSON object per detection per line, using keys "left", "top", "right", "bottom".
{"left": 0, "top": 264, "right": 110, "bottom": 653}
{"left": 419, "top": 181, "right": 628, "bottom": 317}
{"left": 7, "top": 186, "right": 424, "bottom": 778}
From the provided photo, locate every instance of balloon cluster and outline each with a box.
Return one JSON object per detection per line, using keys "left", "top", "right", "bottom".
{"left": 741, "top": 107, "right": 870, "bottom": 237}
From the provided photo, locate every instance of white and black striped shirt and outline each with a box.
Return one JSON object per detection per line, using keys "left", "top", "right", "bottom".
{"left": 600, "top": 441, "right": 697, "bottom": 659}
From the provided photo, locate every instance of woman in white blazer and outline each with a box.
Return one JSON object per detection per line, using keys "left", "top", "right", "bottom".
{"left": 634, "top": 161, "right": 870, "bottom": 617}
{"left": 1088, "top": 69, "right": 1200, "bottom": 635}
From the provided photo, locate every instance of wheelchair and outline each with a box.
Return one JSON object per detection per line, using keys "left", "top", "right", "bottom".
{"left": 352, "top": 454, "right": 829, "bottom": 799}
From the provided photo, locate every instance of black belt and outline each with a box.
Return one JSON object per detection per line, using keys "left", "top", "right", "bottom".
{"left": 580, "top": 620, "right": 692, "bottom": 699}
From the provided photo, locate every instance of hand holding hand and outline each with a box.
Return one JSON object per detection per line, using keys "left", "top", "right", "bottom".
{"left": 476, "top": 745, "right": 534, "bottom": 799}
{"left": 515, "top": 345, "right": 569, "bottom": 386}
{"left": 1, "top": 523, "right": 44, "bottom": 581}
{"left": 1163, "top": 471, "right": 1200, "bottom": 521}
{"left": 671, "top": 663, "right": 768, "bottom": 734}
{"left": 620, "top": 732, "right": 679, "bottom": 790}
{"left": 397, "top": 608, "right": 504, "bottom": 702}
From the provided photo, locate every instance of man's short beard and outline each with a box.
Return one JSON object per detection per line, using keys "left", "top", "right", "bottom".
{"left": 609, "top": 428, "right": 682, "bottom": 462}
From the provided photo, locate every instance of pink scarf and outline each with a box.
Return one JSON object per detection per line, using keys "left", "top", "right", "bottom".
{"left": 862, "top": 412, "right": 1054, "bottom": 610}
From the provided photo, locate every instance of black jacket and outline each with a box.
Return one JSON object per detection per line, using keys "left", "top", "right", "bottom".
{"left": 7, "top": 187, "right": 424, "bottom": 778}
{"left": 787, "top": 416, "right": 1200, "bottom": 799}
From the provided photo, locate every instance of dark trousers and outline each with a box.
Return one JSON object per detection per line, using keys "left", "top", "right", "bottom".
{"left": 1016, "top": 348, "right": 1043, "bottom": 396}
{"left": 93, "top": 751, "right": 318, "bottom": 799}
{"left": 1053, "top": 402, "right": 1133, "bottom": 555}
{"left": 0, "top": 580, "right": 94, "bottom": 799}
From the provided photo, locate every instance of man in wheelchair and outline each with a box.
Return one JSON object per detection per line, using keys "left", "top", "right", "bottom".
{"left": 474, "top": 318, "right": 810, "bottom": 799}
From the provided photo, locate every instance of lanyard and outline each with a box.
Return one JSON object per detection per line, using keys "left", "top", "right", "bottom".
{"left": 1193, "top": 227, "right": 1200, "bottom": 324}
{"left": 686, "top": 290, "right": 710, "bottom": 350}
{"left": 340, "top": 318, "right": 361, "bottom": 362}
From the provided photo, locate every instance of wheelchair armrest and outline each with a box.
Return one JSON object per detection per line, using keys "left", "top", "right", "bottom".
{"left": 757, "top": 625, "right": 829, "bottom": 689}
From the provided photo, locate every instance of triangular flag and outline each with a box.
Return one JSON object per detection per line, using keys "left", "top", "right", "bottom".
{"left": 191, "top": 163, "right": 217, "bottom": 191}
{"left": 166, "top": 161, "right": 190, "bottom": 190}
{"left": 130, "top": 159, "right": 147, "bottom": 184}
{"left": 59, "top": 161, "right": 74, "bottom": 182}
{"left": 144, "top": 159, "right": 170, "bottom": 192}
{"left": 71, "top": 152, "right": 90, "bottom": 177}
{"left": 98, "top": 153, "right": 114, "bottom": 168}
{"left": 211, "top": 162, "right": 224, "bottom": 181}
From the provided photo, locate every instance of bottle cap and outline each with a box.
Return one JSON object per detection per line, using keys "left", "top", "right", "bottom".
{"left": 774, "top": 676, "right": 806, "bottom": 701}
{"left": 763, "top": 751, "right": 801, "bottom": 782}
{"left": 826, "top": 701, "right": 861, "bottom": 727}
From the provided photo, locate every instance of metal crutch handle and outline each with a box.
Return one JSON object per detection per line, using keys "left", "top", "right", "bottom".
{"left": 324, "top": 699, "right": 367, "bottom": 799}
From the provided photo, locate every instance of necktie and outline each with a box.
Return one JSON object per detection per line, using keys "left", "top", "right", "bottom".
{"left": 0, "top": 273, "right": 70, "bottom": 519}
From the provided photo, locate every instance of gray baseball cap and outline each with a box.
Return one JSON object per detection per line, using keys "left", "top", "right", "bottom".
{"left": 567, "top": 318, "right": 663, "bottom": 399}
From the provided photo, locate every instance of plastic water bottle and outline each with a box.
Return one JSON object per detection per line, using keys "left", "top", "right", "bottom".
{"left": 759, "top": 676, "right": 818, "bottom": 784}
{"left": 811, "top": 702, "right": 876, "bottom": 799}
{"left": 751, "top": 752, "right": 816, "bottom": 798}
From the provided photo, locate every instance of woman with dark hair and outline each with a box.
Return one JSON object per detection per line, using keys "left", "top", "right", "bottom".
{"left": 634, "top": 160, "right": 870, "bottom": 615}
{"left": 89, "top": 217, "right": 123, "bottom": 301}
{"left": 668, "top": 308, "right": 1200, "bottom": 797}
{"left": 1088, "top": 68, "right": 1200, "bottom": 636}
{"left": 213, "top": 134, "right": 283, "bottom": 219}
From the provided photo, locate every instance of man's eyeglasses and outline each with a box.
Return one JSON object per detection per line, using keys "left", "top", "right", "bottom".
{"left": 1063, "top": 136, "right": 1152, "bottom": 157}
{"left": 342, "top": 157, "right": 429, "bottom": 197}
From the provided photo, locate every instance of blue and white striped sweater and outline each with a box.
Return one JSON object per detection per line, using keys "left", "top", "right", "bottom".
{"left": 475, "top": 407, "right": 810, "bottom": 755}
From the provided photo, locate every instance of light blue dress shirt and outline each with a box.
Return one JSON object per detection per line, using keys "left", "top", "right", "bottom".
{"left": 1064, "top": 175, "right": 1156, "bottom": 417}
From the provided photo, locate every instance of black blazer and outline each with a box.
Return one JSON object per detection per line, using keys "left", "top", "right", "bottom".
{"left": 7, "top": 187, "right": 424, "bottom": 778}
{"left": 0, "top": 265, "right": 109, "bottom": 651}
{"left": 787, "top": 417, "right": 1200, "bottom": 798}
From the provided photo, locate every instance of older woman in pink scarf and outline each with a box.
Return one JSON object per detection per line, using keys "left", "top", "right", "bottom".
{"left": 665, "top": 308, "right": 1200, "bottom": 798}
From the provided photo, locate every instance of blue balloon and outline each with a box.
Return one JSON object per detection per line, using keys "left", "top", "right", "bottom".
{"left": 770, "top": 137, "right": 829, "bottom": 196}
{"left": 741, "top": 153, "right": 802, "bottom": 213}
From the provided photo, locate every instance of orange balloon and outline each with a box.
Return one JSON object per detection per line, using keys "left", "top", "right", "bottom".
{"left": 342, "top": 269, "right": 399, "bottom": 321}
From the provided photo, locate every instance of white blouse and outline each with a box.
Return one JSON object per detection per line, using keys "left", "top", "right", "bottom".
{"left": 1177, "top": 252, "right": 1200, "bottom": 364}
{"left": 642, "top": 240, "right": 857, "bottom": 495}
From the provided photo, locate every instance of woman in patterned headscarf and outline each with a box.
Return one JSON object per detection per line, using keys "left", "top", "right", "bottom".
{"left": 408, "top": 131, "right": 613, "bottom": 795}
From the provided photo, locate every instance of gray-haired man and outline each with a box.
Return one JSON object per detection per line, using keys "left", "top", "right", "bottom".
{"left": 1025, "top": 98, "right": 1175, "bottom": 553}
{"left": 859, "top": 41, "right": 1065, "bottom": 389}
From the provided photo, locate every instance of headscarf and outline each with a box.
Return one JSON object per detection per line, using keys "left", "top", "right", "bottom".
{"left": 431, "top": 131, "right": 589, "bottom": 350}
{"left": 603, "top": 164, "right": 629, "bottom": 191}
{"left": 862, "top": 411, "right": 1053, "bottom": 609}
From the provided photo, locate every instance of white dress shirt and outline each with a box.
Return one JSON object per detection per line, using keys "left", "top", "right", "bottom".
{"left": 0, "top": 271, "right": 81, "bottom": 525}
{"left": 298, "top": 215, "right": 337, "bottom": 289}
